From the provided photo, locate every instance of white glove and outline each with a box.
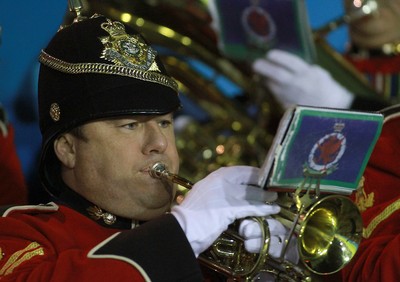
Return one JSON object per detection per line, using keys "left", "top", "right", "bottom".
{"left": 239, "top": 217, "right": 299, "bottom": 264}
{"left": 253, "top": 49, "right": 354, "bottom": 110}
{"left": 171, "top": 166, "right": 280, "bottom": 257}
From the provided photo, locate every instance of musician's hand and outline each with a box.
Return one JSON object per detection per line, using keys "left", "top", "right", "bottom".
{"left": 253, "top": 49, "right": 354, "bottom": 110}
{"left": 171, "top": 166, "right": 280, "bottom": 257}
{"left": 239, "top": 217, "right": 299, "bottom": 263}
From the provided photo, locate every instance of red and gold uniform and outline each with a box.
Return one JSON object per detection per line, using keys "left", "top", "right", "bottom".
{"left": 340, "top": 104, "right": 400, "bottom": 281}
{"left": 0, "top": 188, "right": 202, "bottom": 281}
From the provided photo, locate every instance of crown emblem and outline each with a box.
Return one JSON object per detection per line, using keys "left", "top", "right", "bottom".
{"left": 99, "top": 19, "right": 160, "bottom": 72}
{"left": 334, "top": 122, "right": 345, "bottom": 132}
{"left": 100, "top": 20, "right": 126, "bottom": 37}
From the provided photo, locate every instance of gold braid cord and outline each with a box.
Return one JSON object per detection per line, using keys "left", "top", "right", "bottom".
{"left": 39, "top": 50, "right": 178, "bottom": 93}
{"left": 0, "top": 242, "right": 44, "bottom": 276}
{"left": 363, "top": 198, "right": 400, "bottom": 238}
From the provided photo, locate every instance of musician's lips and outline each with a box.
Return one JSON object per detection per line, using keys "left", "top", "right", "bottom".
{"left": 142, "top": 162, "right": 161, "bottom": 172}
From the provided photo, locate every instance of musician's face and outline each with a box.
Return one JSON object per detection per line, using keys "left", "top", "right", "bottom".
{"left": 54, "top": 114, "right": 180, "bottom": 221}
{"left": 345, "top": 0, "right": 400, "bottom": 48}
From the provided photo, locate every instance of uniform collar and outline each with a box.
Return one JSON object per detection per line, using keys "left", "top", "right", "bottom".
{"left": 56, "top": 183, "right": 139, "bottom": 230}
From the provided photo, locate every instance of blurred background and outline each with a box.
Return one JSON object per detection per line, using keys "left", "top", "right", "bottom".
{"left": 0, "top": 0, "right": 350, "bottom": 203}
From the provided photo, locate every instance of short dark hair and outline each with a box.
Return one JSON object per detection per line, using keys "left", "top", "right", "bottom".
{"left": 68, "top": 126, "right": 87, "bottom": 141}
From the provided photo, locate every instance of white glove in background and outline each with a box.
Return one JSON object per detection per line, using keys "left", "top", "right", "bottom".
{"left": 253, "top": 49, "right": 354, "bottom": 110}
{"left": 171, "top": 166, "right": 280, "bottom": 257}
{"left": 239, "top": 217, "right": 299, "bottom": 264}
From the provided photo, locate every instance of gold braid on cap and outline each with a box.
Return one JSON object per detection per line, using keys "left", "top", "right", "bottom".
{"left": 39, "top": 51, "right": 178, "bottom": 92}
{"left": 39, "top": 18, "right": 178, "bottom": 93}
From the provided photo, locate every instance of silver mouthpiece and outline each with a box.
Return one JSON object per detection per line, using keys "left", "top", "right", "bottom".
{"left": 149, "top": 162, "right": 194, "bottom": 189}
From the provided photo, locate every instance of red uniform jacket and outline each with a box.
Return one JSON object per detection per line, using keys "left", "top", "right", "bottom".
{"left": 340, "top": 105, "right": 400, "bottom": 281}
{"left": 0, "top": 199, "right": 202, "bottom": 281}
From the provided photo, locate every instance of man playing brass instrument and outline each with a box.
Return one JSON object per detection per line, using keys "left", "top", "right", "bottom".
{"left": 0, "top": 14, "right": 295, "bottom": 281}
{"left": 249, "top": 0, "right": 400, "bottom": 281}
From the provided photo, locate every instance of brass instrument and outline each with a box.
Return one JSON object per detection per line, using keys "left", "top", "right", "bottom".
{"left": 314, "top": 0, "right": 379, "bottom": 38}
{"left": 150, "top": 163, "right": 362, "bottom": 282}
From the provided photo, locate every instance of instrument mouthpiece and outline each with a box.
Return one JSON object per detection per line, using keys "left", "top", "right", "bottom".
{"left": 149, "top": 162, "right": 194, "bottom": 189}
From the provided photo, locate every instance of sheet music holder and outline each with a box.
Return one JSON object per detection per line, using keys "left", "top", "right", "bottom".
{"left": 258, "top": 106, "right": 384, "bottom": 195}
{"left": 213, "top": 0, "right": 316, "bottom": 63}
